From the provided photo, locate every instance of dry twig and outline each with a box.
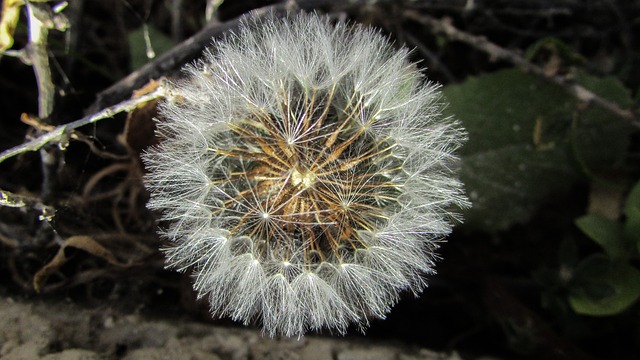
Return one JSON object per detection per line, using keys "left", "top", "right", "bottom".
{"left": 0, "top": 189, "right": 54, "bottom": 219}
{"left": 0, "top": 83, "right": 167, "bottom": 164}
{"left": 404, "top": 11, "right": 638, "bottom": 127}
{"left": 88, "top": 0, "right": 349, "bottom": 111}
{"left": 25, "top": 2, "right": 69, "bottom": 201}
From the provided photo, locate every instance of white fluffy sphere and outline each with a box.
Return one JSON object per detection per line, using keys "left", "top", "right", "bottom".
{"left": 143, "top": 12, "right": 468, "bottom": 337}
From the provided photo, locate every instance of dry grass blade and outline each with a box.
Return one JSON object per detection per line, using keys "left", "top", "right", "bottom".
{"left": 33, "top": 235, "right": 129, "bottom": 293}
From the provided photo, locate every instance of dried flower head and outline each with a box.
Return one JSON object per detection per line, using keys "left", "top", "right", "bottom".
{"left": 143, "top": 12, "right": 468, "bottom": 337}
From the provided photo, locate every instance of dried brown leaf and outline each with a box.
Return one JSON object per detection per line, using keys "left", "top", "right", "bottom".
{"left": 118, "top": 79, "right": 162, "bottom": 154}
{"left": 0, "top": 0, "right": 24, "bottom": 53}
{"left": 33, "top": 235, "right": 127, "bottom": 293}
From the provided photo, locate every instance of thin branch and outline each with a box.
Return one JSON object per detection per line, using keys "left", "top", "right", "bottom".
{"left": 403, "top": 31, "right": 456, "bottom": 83}
{"left": 88, "top": 0, "right": 348, "bottom": 111}
{"left": 3, "top": 0, "right": 353, "bottom": 164}
{"left": 404, "top": 11, "right": 638, "bottom": 127}
{"left": 171, "top": 0, "right": 184, "bottom": 41}
{"left": 206, "top": 0, "right": 224, "bottom": 22}
{"left": 25, "top": 1, "right": 69, "bottom": 201}
{"left": 26, "top": 2, "right": 55, "bottom": 119}
{"left": 0, "top": 189, "right": 55, "bottom": 221}
{"left": 0, "top": 83, "right": 167, "bottom": 164}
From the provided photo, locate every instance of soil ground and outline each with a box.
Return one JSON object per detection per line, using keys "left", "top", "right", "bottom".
{"left": 0, "top": 296, "right": 462, "bottom": 360}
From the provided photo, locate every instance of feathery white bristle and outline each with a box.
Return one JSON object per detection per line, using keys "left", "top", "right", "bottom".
{"left": 143, "top": 12, "right": 468, "bottom": 337}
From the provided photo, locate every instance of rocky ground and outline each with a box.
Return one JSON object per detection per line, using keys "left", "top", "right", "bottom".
{"left": 0, "top": 297, "right": 466, "bottom": 360}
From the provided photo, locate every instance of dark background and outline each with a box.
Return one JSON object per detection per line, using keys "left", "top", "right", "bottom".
{"left": 1, "top": 1, "right": 639, "bottom": 359}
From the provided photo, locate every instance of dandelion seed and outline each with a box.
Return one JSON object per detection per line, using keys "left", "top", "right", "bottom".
{"left": 143, "top": 12, "right": 468, "bottom": 337}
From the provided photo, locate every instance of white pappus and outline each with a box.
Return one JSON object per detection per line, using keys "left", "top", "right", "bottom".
{"left": 143, "top": 11, "right": 468, "bottom": 337}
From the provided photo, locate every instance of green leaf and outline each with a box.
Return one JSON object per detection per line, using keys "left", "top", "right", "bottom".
{"left": 444, "top": 69, "right": 633, "bottom": 232}
{"left": 128, "top": 24, "right": 175, "bottom": 70}
{"left": 461, "top": 144, "right": 576, "bottom": 231}
{"left": 524, "top": 37, "right": 586, "bottom": 66}
{"left": 575, "top": 214, "right": 626, "bottom": 259}
{"left": 569, "top": 257, "right": 640, "bottom": 316}
{"left": 623, "top": 181, "right": 640, "bottom": 250}
{"left": 571, "top": 73, "right": 633, "bottom": 171}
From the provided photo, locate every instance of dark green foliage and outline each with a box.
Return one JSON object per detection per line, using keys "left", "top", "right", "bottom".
{"left": 444, "top": 69, "right": 632, "bottom": 232}
{"left": 569, "top": 181, "right": 640, "bottom": 316}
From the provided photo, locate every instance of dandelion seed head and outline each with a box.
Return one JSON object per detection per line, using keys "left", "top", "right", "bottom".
{"left": 143, "top": 11, "right": 468, "bottom": 337}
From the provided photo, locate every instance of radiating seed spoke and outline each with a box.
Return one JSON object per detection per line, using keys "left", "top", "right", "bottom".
{"left": 210, "top": 84, "right": 403, "bottom": 267}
